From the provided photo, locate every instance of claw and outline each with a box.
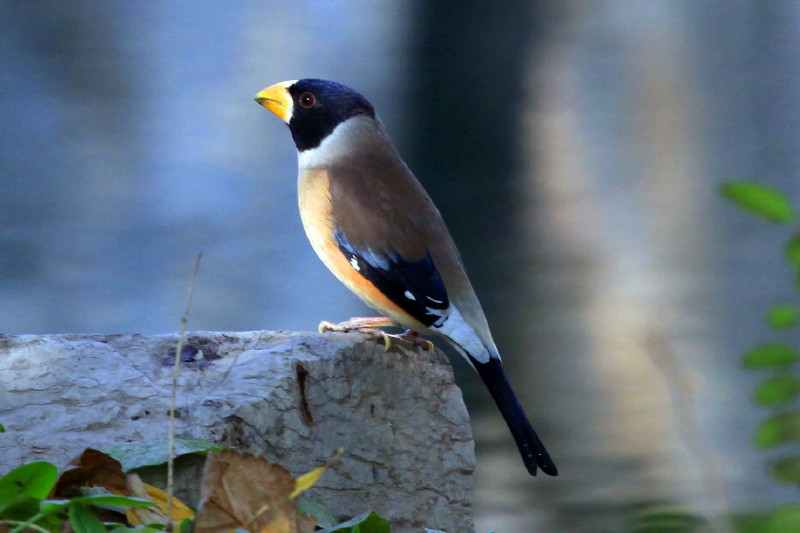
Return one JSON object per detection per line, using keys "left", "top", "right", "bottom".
{"left": 317, "top": 318, "right": 434, "bottom": 354}
{"left": 379, "top": 331, "right": 392, "bottom": 352}
{"left": 318, "top": 320, "right": 341, "bottom": 333}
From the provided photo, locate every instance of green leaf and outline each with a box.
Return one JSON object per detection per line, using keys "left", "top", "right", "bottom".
{"left": 754, "top": 376, "right": 800, "bottom": 406}
{"left": 69, "top": 503, "right": 107, "bottom": 533}
{"left": 0, "top": 423, "right": 5, "bottom": 433}
{"left": 107, "top": 526, "right": 165, "bottom": 533}
{"left": 0, "top": 461, "right": 58, "bottom": 502}
{"left": 731, "top": 513, "right": 774, "bottom": 533}
{"left": 39, "top": 498, "right": 71, "bottom": 515}
{"left": 720, "top": 181, "right": 793, "bottom": 224}
{"left": 298, "top": 497, "right": 339, "bottom": 528}
{"left": 178, "top": 517, "right": 194, "bottom": 533}
{"left": 71, "top": 494, "right": 155, "bottom": 508}
{"left": 742, "top": 344, "right": 798, "bottom": 369}
{"left": 318, "top": 511, "right": 391, "bottom": 533}
{"left": 0, "top": 494, "right": 41, "bottom": 520}
{"left": 770, "top": 456, "right": 800, "bottom": 484}
{"left": 106, "top": 439, "right": 222, "bottom": 472}
{"left": 767, "top": 304, "right": 800, "bottom": 330}
{"left": 787, "top": 234, "right": 800, "bottom": 269}
{"left": 766, "top": 505, "right": 800, "bottom": 533}
{"left": 755, "top": 412, "right": 800, "bottom": 448}
{"left": 626, "top": 505, "right": 707, "bottom": 533}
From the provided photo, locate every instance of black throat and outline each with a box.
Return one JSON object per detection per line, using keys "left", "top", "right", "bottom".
{"left": 287, "top": 79, "right": 375, "bottom": 152}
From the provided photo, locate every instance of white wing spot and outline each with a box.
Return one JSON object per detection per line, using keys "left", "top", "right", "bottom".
{"left": 349, "top": 257, "right": 360, "bottom": 271}
{"left": 404, "top": 290, "right": 416, "bottom": 301}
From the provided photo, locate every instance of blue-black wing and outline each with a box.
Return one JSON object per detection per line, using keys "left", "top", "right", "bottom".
{"left": 333, "top": 230, "right": 449, "bottom": 327}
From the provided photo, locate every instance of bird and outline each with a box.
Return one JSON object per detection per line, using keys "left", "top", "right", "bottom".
{"left": 254, "top": 79, "right": 557, "bottom": 477}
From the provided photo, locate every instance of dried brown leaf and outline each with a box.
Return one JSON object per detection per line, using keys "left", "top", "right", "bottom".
{"left": 54, "top": 448, "right": 127, "bottom": 498}
{"left": 195, "top": 450, "right": 315, "bottom": 533}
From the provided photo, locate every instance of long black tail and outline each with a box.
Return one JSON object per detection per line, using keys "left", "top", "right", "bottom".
{"left": 474, "top": 356, "right": 558, "bottom": 476}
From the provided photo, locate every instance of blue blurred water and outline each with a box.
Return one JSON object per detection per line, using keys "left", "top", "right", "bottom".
{"left": 2, "top": 2, "right": 799, "bottom": 531}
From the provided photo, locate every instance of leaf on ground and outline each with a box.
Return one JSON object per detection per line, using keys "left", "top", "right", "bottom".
{"left": 291, "top": 449, "right": 343, "bottom": 500}
{"left": 194, "top": 450, "right": 317, "bottom": 533}
{"left": 0, "top": 461, "right": 58, "bottom": 502}
{"left": 52, "top": 448, "right": 185, "bottom": 528}
{"left": 54, "top": 448, "right": 128, "bottom": 498}
{"left": 107, "top": 439, "right": 222, "bottom": 472}
{"left": 124, "top": 472, "right": 192, "bottom": 526}
{"left": 720, "top": 181, "right": 793, "bottom": 224}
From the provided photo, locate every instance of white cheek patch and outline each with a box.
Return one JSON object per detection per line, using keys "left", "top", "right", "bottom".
{"left": 281, "top": 80, "right": 298, "bottom": 123}
{"left": 282, "top": 99, "right": 294, "bottom": 124}
{"left": 432, "top": 305, "right": 490, "bottom": 363}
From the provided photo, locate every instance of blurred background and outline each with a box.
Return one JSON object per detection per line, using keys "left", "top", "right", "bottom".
{"left": 2, "top": 1, "right": 800, "bottom": 531}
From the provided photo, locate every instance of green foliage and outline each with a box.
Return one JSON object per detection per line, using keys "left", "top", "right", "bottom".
{"left": 754, "top": 376, "right": 800, "bottom": 407}
{"left": 0, "top": 461, "right": 58, "bottom": 501}
{"left": 720, "top": 181, "right": 794, "bottom": 224}
{"left": 786, "top": 234, "right": 800, "bottom": 268}
{"left": 298, "top": 497, "right": 339, "bottom": 528}
{"left": 755, "top": 412, "right": 800, "bottom": 448}
{"left": 767, "top": 304, "right": 800, "bottom": 330}
{"left": 766, "top": 505, "right": 800, "bottom": 532}
{"left": 0, "top": 454, "right": 406, "bottom": 533}
{"left": 734, "top": 509, "right": 800, "bottom": 533}
{"left": 68, "top": 503, "right": 107, "bottom": 533}
{"left": 722, "top": 180, "right": 800, "bottom": 526}
{"left": 0, "top": 461, "right": 155, "bottom": 533}
{"left": 771, "top": 456, "right": 800, "bottom": 484}
{"left": 318, "top": 511, "right": 391, "bottom": 533}
{"left": 625, "top": 505, "right": 707, "bottom": 533}
{"left": 106, "top": 439, "right": 222, "bottom": 472}
{"left": 742, "top": 344, "right": 798, "bottom": 368}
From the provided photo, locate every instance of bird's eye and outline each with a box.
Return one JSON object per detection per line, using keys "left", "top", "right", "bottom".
{"left": 299, "top": 92, "right": 315, "bottom": 107}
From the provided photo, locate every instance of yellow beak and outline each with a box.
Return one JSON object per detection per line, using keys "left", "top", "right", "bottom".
{"left": 255, "top": 81, "right": 294, "bottom": 122}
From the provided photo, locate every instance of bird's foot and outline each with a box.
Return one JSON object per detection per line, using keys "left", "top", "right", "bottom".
{"left": 396, "top": 329, "right": 436, "bottom": 353}
{"left": 318, "top": 316, "right": 395, "bottom": 332}
{"left": 318, "top": 318, "right": 434, "bottom": 353}
{"left": 319, "top": 317, "right": 395, "bottom": 352}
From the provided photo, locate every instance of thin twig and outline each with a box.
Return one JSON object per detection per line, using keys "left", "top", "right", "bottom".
{"left": 166, "top": 252, "right": 203, "bottom": 530}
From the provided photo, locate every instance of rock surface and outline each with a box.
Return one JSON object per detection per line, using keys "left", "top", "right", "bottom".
{"left": 0, "top": 330, "right": 475, "bottom": 532}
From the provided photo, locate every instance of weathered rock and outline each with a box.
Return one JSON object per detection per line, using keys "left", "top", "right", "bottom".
{"left": 0, "top": 331, "right": 475, "bottom": 532}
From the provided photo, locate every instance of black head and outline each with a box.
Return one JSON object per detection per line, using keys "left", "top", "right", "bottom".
{"left": 285, "top": 79, "right": 375, "bottom": 151}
